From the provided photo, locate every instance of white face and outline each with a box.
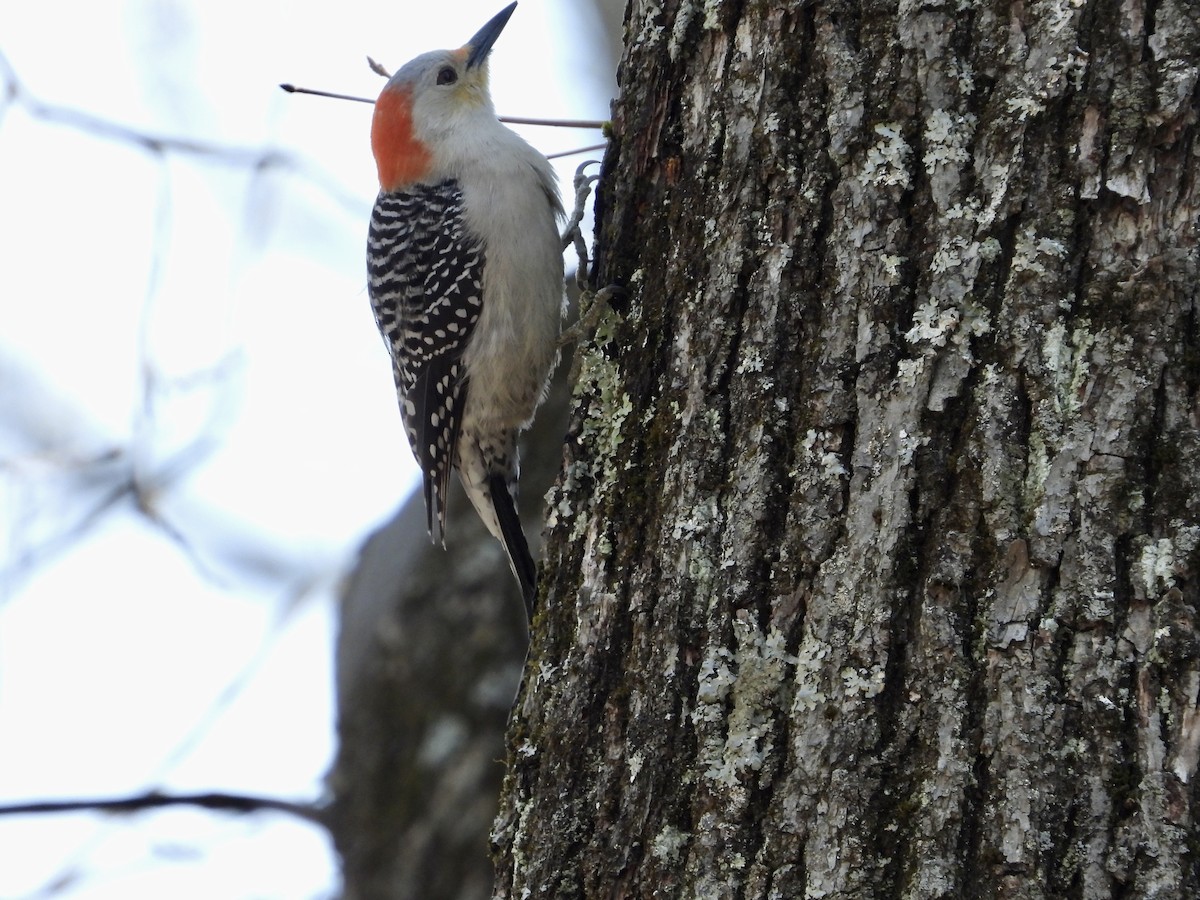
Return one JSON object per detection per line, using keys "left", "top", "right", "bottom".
{"left": 390, "top": 49, "right": 492, "bottom": 142}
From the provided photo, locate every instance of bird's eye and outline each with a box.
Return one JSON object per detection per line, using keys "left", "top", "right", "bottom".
{"left": 437, "top": 66, "right": 458, "bottom": 85}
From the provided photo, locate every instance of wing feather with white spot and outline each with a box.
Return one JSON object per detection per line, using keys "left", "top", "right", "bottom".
{"left": 366, "top": 179, "right": 483, "bottom": 540}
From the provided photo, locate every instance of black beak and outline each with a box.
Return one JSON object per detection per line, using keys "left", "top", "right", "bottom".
{"left": 465, "top": 2, "right": 517, "bottom": 69}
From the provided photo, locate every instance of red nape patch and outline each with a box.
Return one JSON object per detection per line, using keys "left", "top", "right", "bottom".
{"left": 371, "top": 87, "right": 432, "bottom": 191}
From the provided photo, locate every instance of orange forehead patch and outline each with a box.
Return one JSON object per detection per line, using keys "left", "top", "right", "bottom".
{"left": 371, "top": 86, "right": 432, "bottom": 192}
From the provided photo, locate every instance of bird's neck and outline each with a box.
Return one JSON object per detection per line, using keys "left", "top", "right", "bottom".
{"left": 371, "top": 87, "right": 433, "bottom": 193}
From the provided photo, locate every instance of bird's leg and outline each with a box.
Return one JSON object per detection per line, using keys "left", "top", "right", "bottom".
{"left": 560, "top": 159, "right": 601, "bottom": 262}
{"left": 557, "top": 159, "right": 616, "bottom": 349}
{"left": 558, "top": 284, "right": 622, "bottom": 349}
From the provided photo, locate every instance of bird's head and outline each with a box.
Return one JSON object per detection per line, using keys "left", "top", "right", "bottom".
{"left": 371, "top": 2, "right": 517, "bottom": 192}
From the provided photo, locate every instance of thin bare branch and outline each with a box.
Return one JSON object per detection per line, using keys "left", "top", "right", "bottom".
{"left": 547, "top": 142, "right": 608, "bottom": 160}
{"left": 498, "top": 116, "right": 607, "bottom": 129}
{"left": 278, "top": 83, "right": 607, "bottom": 129}
{"left": 280, "top": 84, "right": 374, "bottom": 105}
{"left": 0, "top": 791, "right": 327, "bottom": 827}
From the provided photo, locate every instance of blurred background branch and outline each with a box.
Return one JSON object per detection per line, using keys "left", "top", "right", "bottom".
{"left": 0, "top": 790, "right": 324, "bottom": 826}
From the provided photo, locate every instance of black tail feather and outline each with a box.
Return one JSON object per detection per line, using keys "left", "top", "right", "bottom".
{"left": 487, "top": 472, "right": 537, "bottom": 622}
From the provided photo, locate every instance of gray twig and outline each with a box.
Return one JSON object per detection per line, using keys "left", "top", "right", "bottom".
{"left": 0, "top": 790, "right": 327, "bottom": 827}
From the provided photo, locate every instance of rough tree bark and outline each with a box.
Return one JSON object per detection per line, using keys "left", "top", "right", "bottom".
{"left": 493, "top": 1, "right": 1199, "bottom": 898}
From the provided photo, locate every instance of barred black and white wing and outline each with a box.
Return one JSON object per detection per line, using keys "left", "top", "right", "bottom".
{"left": 366, "top": 179, "right": 483, "bottom": 541}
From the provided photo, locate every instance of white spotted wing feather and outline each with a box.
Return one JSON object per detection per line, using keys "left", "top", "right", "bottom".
{"left": 366, "top": 179, "right": 483, "bottom": 541}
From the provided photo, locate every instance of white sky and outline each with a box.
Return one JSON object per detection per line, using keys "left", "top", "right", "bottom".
{"left": 0, "top": 1, "right": 612, "bottom": 896}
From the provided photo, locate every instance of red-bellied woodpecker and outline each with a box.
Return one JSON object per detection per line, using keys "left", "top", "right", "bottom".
{"left": 366, "top": 2, "right": 562, "bottom": 619}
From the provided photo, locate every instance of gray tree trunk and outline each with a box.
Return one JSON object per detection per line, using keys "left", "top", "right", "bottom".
{"left": 492, "top": 1, "right": 1200, "bottom": 898}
